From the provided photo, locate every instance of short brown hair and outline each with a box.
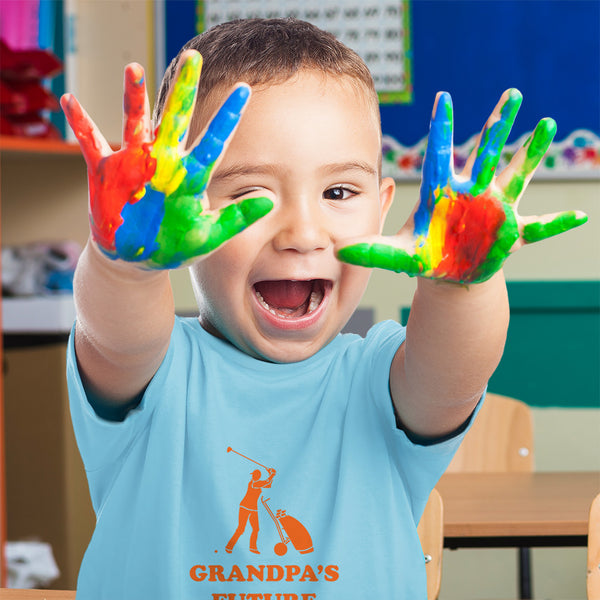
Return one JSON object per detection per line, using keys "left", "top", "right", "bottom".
{"left": 153, "top": 18, "right": 379, "bottom": 143}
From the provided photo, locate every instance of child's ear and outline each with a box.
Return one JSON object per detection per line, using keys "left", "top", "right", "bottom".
{"left": 379, "top": 176, "right": 395, "bottom": 230}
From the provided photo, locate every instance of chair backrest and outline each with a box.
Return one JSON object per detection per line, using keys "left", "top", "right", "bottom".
{"left": 446, "top": 392, "right": 534, "bottom": 473}
{"left": 417, "top": 488, "right": 444, "bottom": 600}
{"left": 589, "top": 493, "right": 600, "bottom": 600}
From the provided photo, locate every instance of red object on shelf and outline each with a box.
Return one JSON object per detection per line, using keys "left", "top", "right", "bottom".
{"left": 0, "top": 79, "right": 60, "bottom": 115}
{"left": 0, "top": 39, "right": 63, "bottom": 139}
{"left": 0, "top": 39, "right": 62, "bottom": 81}
{"left": 0, "top": 114, "right": 61, "bottom": 139}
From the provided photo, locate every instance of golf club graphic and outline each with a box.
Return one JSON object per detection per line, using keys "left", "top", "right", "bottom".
{"left": 226, "top": 447, "right": 271, "bottom": 471}
{"left": 226, "top": 447, "right": 314, "bottom": 556}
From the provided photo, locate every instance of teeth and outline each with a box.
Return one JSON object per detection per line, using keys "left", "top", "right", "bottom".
{"left": 254, "top": 286, "right": 324, "bottom": 318}
{"left": 255, "top": 290, "right": 279, "bottom": 316}
{"left": 308, "top": 289, "right": 323, "bottom": 312}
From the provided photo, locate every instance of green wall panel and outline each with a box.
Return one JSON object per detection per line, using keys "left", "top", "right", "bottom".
{"left": 401, "top": 281, "right": 600, "bottom": 408}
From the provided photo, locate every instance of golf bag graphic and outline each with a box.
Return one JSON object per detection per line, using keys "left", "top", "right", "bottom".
{"left": 226, "top": 447, "right": 314, "bottom": 556}
{"left": 261, "top": 496, "right": 313, "bottom": 556}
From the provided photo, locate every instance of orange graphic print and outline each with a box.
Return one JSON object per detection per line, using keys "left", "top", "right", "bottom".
{"left": 226, "top": 469, "right": 276, "bottom": 554}
{"left": 226, "top": 447, "right": 314, "bottom": 556}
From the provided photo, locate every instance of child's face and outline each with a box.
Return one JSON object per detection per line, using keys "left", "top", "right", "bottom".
{"left": 190, "top": 70, "right": 395, "bottom": 362}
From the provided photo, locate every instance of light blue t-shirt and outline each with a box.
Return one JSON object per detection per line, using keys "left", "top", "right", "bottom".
{"left": 67, "top": 317, "right": 478, "bottom": 599}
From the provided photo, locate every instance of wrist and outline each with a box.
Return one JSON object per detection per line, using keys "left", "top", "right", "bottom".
{"left": 85, "top": 237, "right": 168, "bottom": 283}
{"left": 74, "top": 238, "right": 174, "bottom": 332}
{"left": 415, "top": 270, "right": 507, "bottom": 309}
{"left": 417, "top": 269, "right": 505, "bottom": 292}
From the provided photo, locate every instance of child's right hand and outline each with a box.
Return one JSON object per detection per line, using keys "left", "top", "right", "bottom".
{"left": 61, "top": 50, "right": 273, "bottom": 270}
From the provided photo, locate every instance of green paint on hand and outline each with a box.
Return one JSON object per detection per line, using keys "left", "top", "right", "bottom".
{"left": 523, "top": 211, "right": 588, "bottom": 243}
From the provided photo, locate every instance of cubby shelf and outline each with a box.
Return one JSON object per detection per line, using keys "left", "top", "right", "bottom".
{"left": 0, "top": 135, "right": 81, "bottom": 156}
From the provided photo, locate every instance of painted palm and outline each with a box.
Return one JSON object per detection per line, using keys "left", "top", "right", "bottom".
{"left": 338, "top": 89, "right": 587, "bottom": 284}
{"left": 61, "top": 51, "right": 272, "bottom": 269}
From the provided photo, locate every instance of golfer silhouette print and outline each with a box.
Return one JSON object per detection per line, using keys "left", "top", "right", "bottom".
{"left": 226, "top": 466, "right": 276, "bottom": 554}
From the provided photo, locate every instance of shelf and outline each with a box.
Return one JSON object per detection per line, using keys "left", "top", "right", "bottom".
{"left": 0, "top": 135, "right": 122, "bottom": 156}
{"left": 2, "top": 296, "right": 76, "bottom": 334}
{"left": 0, "top": 135, "right": 82, "bottom": 156}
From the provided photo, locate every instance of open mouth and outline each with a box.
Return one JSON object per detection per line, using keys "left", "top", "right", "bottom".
{"left": 253, "top": 279, "right": 330, "bottom": 322}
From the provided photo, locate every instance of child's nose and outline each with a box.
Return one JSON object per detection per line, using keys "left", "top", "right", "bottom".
{"left": 272, "top": 197, "right": 330, "bottom": 254}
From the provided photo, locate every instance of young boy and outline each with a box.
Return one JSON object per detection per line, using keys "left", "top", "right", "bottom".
{"left": 61, "top": 18, "right": 586, "bottom": 599}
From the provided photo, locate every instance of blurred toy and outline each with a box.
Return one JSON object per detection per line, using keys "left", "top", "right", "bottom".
{"left": 2, "top": 241, "right": 81, "bottom": 296}
{"left": 0, "top": 39, "right": 63, "bottom": 138}
{"left": 6, "top": 541, "right": 60, "bottom": 589}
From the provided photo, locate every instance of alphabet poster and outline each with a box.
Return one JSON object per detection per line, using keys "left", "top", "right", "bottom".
{"left": 198, "top": 0, "right": 412, "bottom": 104}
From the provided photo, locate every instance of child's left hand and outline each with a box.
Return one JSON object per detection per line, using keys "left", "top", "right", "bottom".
{"left": 337, "top": 89, "right": 588, "bottom": 284}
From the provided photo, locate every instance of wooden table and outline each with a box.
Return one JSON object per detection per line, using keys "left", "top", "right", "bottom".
{"left": 437, "top": 471, "right": 600, "bottom": 548}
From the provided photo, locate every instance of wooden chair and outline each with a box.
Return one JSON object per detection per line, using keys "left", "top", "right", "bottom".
{"left": 447, "top": 392, "right": 534, "bottom": 474}
{"left": 417, "top": 488, "right": 444, "bottom": 600}
{"left": 589, "top": 493, "right": 600, "bottom": 600}
{"left": 446, "top": 392, "right": 534, "bottom": 599}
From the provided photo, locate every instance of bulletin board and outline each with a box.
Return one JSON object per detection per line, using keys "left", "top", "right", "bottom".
{"left": 379, "top": 0, "right": 600, "bottom": 180}
{"left": 163, "top": 0, "right": 600, "bottom": 180}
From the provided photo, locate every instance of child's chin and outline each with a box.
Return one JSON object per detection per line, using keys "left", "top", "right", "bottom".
{"left": 250, "top": 338, "right": 332, "bottom": 365}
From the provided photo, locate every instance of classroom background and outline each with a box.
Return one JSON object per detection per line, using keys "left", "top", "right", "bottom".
{"left": 1, "top": 0, "right": 598, "bottom": 598}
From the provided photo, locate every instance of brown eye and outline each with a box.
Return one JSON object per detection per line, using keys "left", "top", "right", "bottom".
{"left": 323, "top": 186, "right": 355, "bottom": 201}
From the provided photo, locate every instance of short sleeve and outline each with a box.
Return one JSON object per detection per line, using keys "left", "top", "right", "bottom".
{"left": 66, "top": 320, "right": 179, "bottom": 510}
{"left": 358, "top": 320, "right": 485, "bottom": 520}
{"left": 391, "top": 396, "right": 483, "bottom": 519}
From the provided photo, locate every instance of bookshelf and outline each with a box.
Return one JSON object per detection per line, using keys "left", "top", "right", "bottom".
{"left": 1, "top": 135, "right": 91, "bottom": 589}
{"left": 0, "top": 0, "right": 156, "bottom": 589}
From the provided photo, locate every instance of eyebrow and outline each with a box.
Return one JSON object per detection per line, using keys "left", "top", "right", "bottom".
{"left": 210, "top": 163, "right": 280, "bottom": 183}
{"left": 320, "top": 161, "right": 378, "bottom": 178}
{"left": 211, "top": 160, "right": 378, "bottom": 183}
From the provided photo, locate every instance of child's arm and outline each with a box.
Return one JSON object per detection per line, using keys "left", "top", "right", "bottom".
{"left": 62, "top": 51, "right": 272, "bottom": 405}
{"left": 388, "top": 272, "right": 509, "bottom": 439}
{"left": 338, "top": 89, "right": 587, "bottom": 439}
{"left": 70, "top": 241, "right": 174, "bottom": 404}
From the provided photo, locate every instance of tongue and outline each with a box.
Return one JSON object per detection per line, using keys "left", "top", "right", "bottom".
{"left": 256, "top": 280, "right": 313, "bottom": 309}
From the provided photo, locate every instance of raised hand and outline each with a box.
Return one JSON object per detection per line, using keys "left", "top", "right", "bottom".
{"left": 61, "top": 51, "right": 273, "bottom": 269}
{"left": 337, "top": 89, "right": 587, "bottom": 284}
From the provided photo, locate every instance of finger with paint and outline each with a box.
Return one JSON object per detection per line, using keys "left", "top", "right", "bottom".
{"left": 62, "top": 51, "right": 273, "bottom": 270}
{"left": 496, "top": 118, "right": 588, "bottom": 250}
{"left": 61, "top": 62, "right": 155, "bottom": 254}
{"left": 337, "top": 89, "right": 587, "bottom": 284}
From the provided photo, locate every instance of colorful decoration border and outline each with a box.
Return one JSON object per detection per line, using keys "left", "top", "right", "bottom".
{"left": 382, "top": 128, "right": 600, "bottom": 181}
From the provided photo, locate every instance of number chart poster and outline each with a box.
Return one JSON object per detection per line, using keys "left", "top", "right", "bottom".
{"left": 163, "top": 0, "right": 600, "bottom": 180}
